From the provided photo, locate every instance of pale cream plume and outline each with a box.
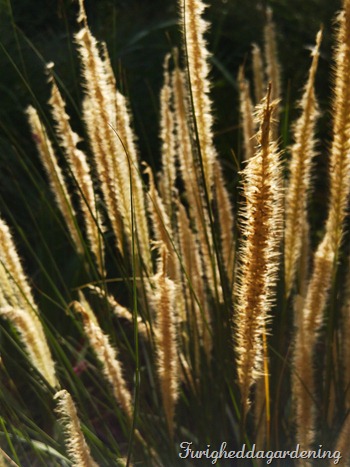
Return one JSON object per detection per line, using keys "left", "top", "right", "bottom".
{"left": 83, "top": 286, "right": 150, "bottom": 338}
{"left": 234, "top": 87, "right": 282, "bottom": 422}
{"left": 284, "top": 29, "right": 322, "bottom": 297}
{"left": 176, "top": 201, "right": 211, "bottom": 364}
{"left": 172, "top": 64, "right": 200, "bottom": 222}
{"left": 293, "top": 237, "right": 334, "bottom": 452}
{"left": 81, "top": 96, "right": 124, "bottom": 255}
{"left": 0, "top": 306, "right": 57, "bottom": 389}
{"left": 73, "top": 301, "right": 133, "bottom": 421}
{"left": 0, "top": 218, "right": 57, "bottom": 388}
{"left": 0, "top": 218, "right": 36, "bottom": 310}
{"left": 54, "top": 389, "right": 99, "bottom": 467}
{"left": 323, "top": 5, "right": 350, "bottom": 255}
{"left": 101, "top": 46, "right": 152, "bottom": 272}
{"left": 172, "top": 62, "right": 222, "bottom": 302}
{"left": 76, "top": 0, "right": 137, "bottom": 263}
{"left": 27, "top": 106, "right": 83, "bottom": 255}
{"left": 151, "top": 246, "right": 179, "bottom": 437}
{"left": 180, "top": 0, "right": 217, "bottom": 195}
{"left": 47, "top": 67, "right": 105, "bottom": 275}
{"left": 145, "top": 166, "right": 178, "bottom": 281}
{"left": 213, "top": 161, "right": 235, "bottom": 287}
{"left": 115, "top": 88, "right": 152, "bottom": 273}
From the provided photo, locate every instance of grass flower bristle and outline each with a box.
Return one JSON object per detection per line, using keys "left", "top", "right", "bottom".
{"left": 234, "top": 85, "right": 282, "bottom": 422}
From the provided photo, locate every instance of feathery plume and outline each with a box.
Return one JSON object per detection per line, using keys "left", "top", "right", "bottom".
{"left": 0, "top": 218, "right": 57, "bottom": 388}
{"left": 151, "top": 246, "right": 179, "bottom": 436}
{"left": 76, "top": 0, "right": 136, "bottom": 262}
{"left": 54, "top": 389, "right": 99, "bottom": 467}
{"left": 83, "top": 286, "right": 150, "bottom": 338}
{"left": 77, "top": 4, "right": 151, "bottom": 271}
{"left": 176, "top": 201, "right": 211, "bottom": 359}
{"left": 172, "top": 62, "right": 222, "bottom": 301}
{"left": 284, "top": 29, "right": 322, "bottom": 297}
{"left": 145, "top": 166, "right": 179, "bottom": 281}
{"left": 103, "top": 43, "right": 152, "bottom": 273}
{"left": 81, "top": 96, "right": 125, "bottom": 256}
{"left": 180, "top": 0, "right": 217, "bottom": 195}
{"left": 172, "top": 63, "right": 200, "bottom": 221}
{"left": 213, "top": 160, "right": 235, "bottom": 287}
{"left": 26, "top": 106, "right": 83, "bottom": 255}
{"left": 323, "top": 2, "right": 350, "bottom": 255}
{"left": 47, "top": 66, "right": 105, "bottom": 275}
{"left": 234, "top": 86, "right": 282, "bottom": 421}
{"left": 0, "top": 218, "right": 36, "bottom": 310}
{"left": 73, "top": 301, "right": 133, "bottom": 421}
{"left": 0, "top": 305, "right": 57, "bottom": 388}
{"left": 114, "top": 88, "right": 152, "bottom": 273}
{"left": 293, "top": 237, "right": 334, "bottom": 450}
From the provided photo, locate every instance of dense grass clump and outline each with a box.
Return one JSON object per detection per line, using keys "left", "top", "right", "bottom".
{"left": 1, "top": 0, "right": 350, "bottom": 465}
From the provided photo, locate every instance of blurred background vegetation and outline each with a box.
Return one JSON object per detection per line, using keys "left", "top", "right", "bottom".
{"left": 0, "top": 0, "right": 342, "bottom": 306}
